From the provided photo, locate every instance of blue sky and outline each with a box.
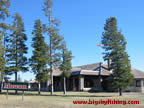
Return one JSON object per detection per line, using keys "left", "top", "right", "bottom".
{"left": 8, "top": 0, "right": 144, "bottom": 81}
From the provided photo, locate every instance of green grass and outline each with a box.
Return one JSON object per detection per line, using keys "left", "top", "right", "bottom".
{"left": 0, "top": 91, "right": 144, "bottom": 108}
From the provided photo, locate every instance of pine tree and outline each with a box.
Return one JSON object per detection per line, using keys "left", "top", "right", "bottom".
{"left": 0, "top": 0, "right": 10, "bottom": 93}
{"left": 59, "top": 40, "right": 72, "bottom": 95}
{"left": 6, "top": 13, "right": 28, "bottom": 94}
{"left": 30, "top": 19, "right": 48, "bottom": 95}
{"left": 0, "top": 35, "right": 5, "bottom": 81}
{"left": 102, "top": 17, "right": 133, "bottom": 96}
{"left": 43, "top": 0, "right": 63, "bottom": 95}
{"left": 0, "top": 0, "right": 10, "bottom": 21}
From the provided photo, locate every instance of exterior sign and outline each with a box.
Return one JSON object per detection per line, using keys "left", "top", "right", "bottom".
{"left": 3, "top": 82, "right": 28, "bottom": 91}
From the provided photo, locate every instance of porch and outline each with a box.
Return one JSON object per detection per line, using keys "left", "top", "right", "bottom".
{"left": 53, "top": 75, "right": 109, "bottom": 92}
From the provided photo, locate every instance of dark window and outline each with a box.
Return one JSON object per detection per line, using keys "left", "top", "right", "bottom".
{"left": 84, "top": 78, "right": 94, "bottom": 88}
{"left": 136, "top": 80, "right": 141, "bottom": 87}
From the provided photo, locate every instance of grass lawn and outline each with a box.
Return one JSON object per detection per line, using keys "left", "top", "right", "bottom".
{"left": 0, "top": 91, "right": 144, "bottom": 108}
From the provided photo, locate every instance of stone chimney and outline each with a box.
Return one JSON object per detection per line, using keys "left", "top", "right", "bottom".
{"left": 107, "top": 59, "right": 112, "bottom": 70}
{"left": 128, "top": 60, "right": 131, "bottom": 67}
{"left": 99, "top": 62, "right": 102, "bottom": 75}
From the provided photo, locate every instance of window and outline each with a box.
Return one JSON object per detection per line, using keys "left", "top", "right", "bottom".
{"left": 84, "top": 78, "right": 94, "bottom": 88}
{"left": 136, "top": 80, "right": 141, "bottom": 87}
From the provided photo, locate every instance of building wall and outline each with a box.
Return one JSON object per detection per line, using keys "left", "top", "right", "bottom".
{"left": 125, "top": 79, "right": 144, "bottom": 93}
{"left": 28, "top": 76, "right": 144, "bottom": 93}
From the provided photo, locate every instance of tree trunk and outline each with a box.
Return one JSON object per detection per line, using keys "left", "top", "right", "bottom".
{"left": 0, "top": 82, "right": 2, "bottom": 94}
{"left": 49, "top": 7, "right": 53, "bottom": 95}
{"left": 119, "top": 88, "right": 122, "bottom": 96}
{"left": 38, "top": 82, "right": 41, "bottom": 95}
{"left": 15, "top": 33, "right": 18, "bottom": 94}
{"left": 15, "top": 72, "right": 18, "bottom": 94}
{"left": 0, "top": 80, "right": 4, "bottom": 94}
{"left": 63, "top": 76, "right": 66, "bottom": 95}
{"left": 50, "top": 67, "right": 53, "bottom": 95}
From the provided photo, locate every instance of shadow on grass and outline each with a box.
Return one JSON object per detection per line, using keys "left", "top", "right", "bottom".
{"left": 0, "top": 92, "right": 112, "bottom": 97}
{"left": 52, "top": 95, "right": 112, "bottom": 97}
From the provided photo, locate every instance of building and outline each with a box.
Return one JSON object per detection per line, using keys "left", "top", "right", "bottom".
{"left": 29, "top": 62, "right": 144, "bottom": 93}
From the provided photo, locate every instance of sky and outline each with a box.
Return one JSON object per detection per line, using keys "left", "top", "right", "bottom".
{"left": 7, "top": 0, "right": 144, "bottom": 81}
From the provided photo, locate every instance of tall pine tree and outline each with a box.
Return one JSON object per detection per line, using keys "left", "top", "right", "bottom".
{"left": 59, "top": 40, "right": 72, "bottom": 95}
{"left": 102, "top": 17, "right": 133, "bottom": 96}
{"left": 43, "top": 0, "right": 63, "bottom": 95}
{"left": 30, "top": 19, "right": 48, "bottom": 95}
{"left": 0, "top": 0, "right": 10, "bottom": 93}
{"left": 6, "top": 13, "right": 28, "bottom": 90}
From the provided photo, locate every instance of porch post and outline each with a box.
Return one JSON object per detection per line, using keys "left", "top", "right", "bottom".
{"left": 141, "top": 80, "right": 144, "bottom": 93}
{"left": 46, "top": 80, "right": 50, "bottom": 91}
{"left": 98, "top": 76, "right": 103, "bottom": 91}
{"left": 79, "top": 76, "right": 84, "bottom": 91}
{"left": 73, "top": 78, "right": 75, "bottom": 90}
